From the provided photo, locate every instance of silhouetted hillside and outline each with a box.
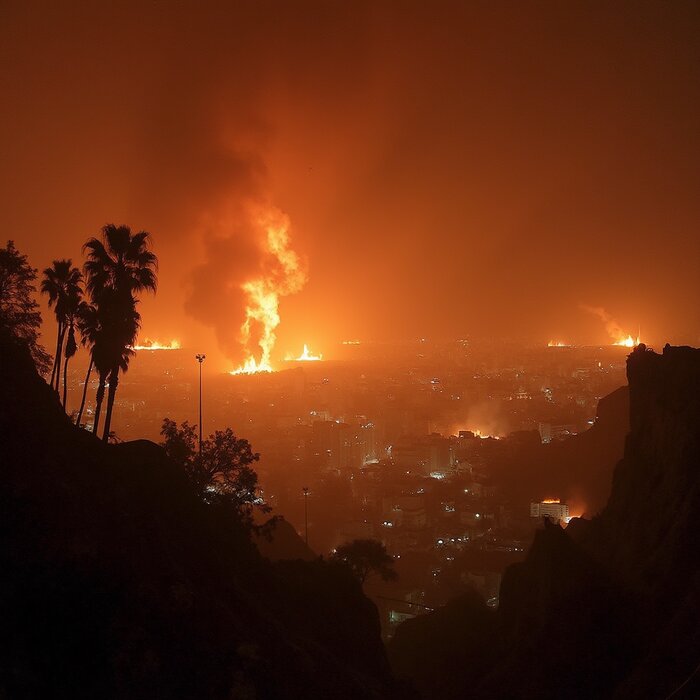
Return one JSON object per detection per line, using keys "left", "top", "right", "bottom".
{"left": 390, "top": 344, "right": 700, "bottom": 699}
{"left": 0, "top": 329, "right": 397, "bottom": 699}
{"left": 490, "top": 385, "right": 629, "bottom": 515}
{"left": 253, "top": 516, "right": 316, "bottom": 562}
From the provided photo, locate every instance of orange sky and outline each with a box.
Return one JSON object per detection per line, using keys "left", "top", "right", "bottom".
{"left": 2, "top": 1, "right": 700, "bottom": 371}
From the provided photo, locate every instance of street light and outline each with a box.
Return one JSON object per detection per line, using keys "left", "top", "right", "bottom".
{"left": 302, "top": 486, "right": 310, "bottom": 546}
{"left": 195, "top": 354, "right": 206, "bottom": 453}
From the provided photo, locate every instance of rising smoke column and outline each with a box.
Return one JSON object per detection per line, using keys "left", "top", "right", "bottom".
{"left": 185, "top": 204, "right": 307, "bottom": 369}
{"left": 581, "top": 305, "right": 640, "bottom": 346}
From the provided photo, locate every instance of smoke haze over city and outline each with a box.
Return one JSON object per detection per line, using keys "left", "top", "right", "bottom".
{"left": 3, "top": 3, "right": 700, "bottom": 698}
{"left": 3, "top": 1, "right": 700, "bottom": 369}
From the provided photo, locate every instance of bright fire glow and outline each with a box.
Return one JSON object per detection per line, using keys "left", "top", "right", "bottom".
{"left": 232, "top": 356, "right": 273, "bottom": 375}
{"left": 547, "top": 340, "right": 570, "bottom": 347}
{"left": 613, "top": 334, "right": 641, "bottom": 348}
{"left": 473, "top": 429, "right": 499, "bottom": 440}
{"left": 581, "top": 306, "right": 641, "bottom": 348}
{"left": 230, "top": 211, "right": 306, "bottom": 375}
{"left": 286, "top": 344, "right": 322, "bottom": 362}
{"left": 132, "top": 338, "right": 181, "bottom": 351}
{"left": 542, "top": 498, "right": 560, "bottom": 504}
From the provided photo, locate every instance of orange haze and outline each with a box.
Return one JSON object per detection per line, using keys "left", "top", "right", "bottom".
{"left": 2, "top": 2, "right": 700, "bottom": 371}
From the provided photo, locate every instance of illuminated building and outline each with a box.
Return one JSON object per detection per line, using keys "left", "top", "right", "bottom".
{"left": 530, "top": 500, "right": 569, "bottom": 521}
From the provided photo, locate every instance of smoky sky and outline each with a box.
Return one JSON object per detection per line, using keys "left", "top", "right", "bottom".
{"left": 2, "top": 0, "right": 700, "bottom": 368}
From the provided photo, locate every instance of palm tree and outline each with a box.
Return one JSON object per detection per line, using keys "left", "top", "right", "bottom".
{"left": 89, "top": 291, "right": 128, "bottom": 438}
{"left": 62, "top": 319, "right": 77, "bottom": 408}
{"left": 97, "top": 292, "right": 140, "bottom": 441}
{"left": 74, "top": 301, "right": 98, "bottom": 426}
{"left": 83, "top": 225, "right": 157, "bottom": 441}
{"left": 41, "top": 260, "right": 83, "bottom": 393}
{"left": 61, "top": 284, "right": 82, "bottom": 408}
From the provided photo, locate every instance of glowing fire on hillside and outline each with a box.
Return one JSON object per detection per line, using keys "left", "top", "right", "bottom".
{"left": 230, "top": 210, "right": 306, "bottom": 375}
{"left": 547, "top": 341, "right": 570, "bottom": 347}
{"left": 132, "top": 339, "right": 181, "bottom": 351}
{"left": 231, "top": 357, "right": 273, "bottom": 375}
{"left": 286, "top": 344, "right": 322, "bottom": 362}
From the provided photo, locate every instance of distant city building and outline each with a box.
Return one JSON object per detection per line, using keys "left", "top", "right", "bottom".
{"left": 392, "top": 434, "right": 455, "bottom": 476}
{"left": 530, "top": 500, "right": 569, "bottom": 521}
{"left": 311, "top": 419, "right": 377, "bottom": 470}
{"left": 538, "top": 422, "right": 578, "bottom": 444}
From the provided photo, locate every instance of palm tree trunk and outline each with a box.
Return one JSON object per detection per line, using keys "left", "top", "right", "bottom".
{"left": 62, "top": 354, "right": 69, "bottom": 408}
{"left": 102, "top": 366, "right": 119, "bottom": 442}
{"left": 75, "top": 355, "right": 94, "bottom": 426}
{"left": 50, "top": 322, "right": 63, "bottom": 389}
{"left": 54, "top": 324, "right": 66, "bottom": 393}
{"left": 92, "top": 371, "right": 107, "bottom": 436}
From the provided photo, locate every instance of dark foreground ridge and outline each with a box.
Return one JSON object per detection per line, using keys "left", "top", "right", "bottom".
{"left": 0, "top": 329, "right": 400, "bottom": 699}
{"left": 390, "top": 344, "right": 700, "bottom": 699}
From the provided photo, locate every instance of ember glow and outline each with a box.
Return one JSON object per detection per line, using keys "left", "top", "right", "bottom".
{"left": 547, "top": 341, "right": 570, "bottom": 348}
{"left": 542, "top": 499, "right": 561, "bottom": 504}
{"left": 230, "top": 211, "right": 306, "bottom": 375}
{"left": 132, "top": 339, "right": 182, "bottom": 351}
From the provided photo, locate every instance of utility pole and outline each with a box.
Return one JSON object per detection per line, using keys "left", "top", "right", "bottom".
{"left": 302, "top": 486, "right": 310, "bottom": 546}
{"left": 195, "top": 354, "right": 206, "bottom": 453}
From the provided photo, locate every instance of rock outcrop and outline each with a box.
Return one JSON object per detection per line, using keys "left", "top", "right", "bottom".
{"left": 391, "top": 344, "right": 700, "bottom": 699}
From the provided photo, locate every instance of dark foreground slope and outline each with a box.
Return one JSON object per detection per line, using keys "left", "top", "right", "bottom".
{"left": 390, "top": 344, "right": 700, "bottom": 699}
{"left": 0, "top": 331, "right": 398, "bottom": 700}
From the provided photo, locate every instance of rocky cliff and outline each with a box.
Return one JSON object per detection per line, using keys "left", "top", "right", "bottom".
{"left": 391, "top": 344, "right": 700, "bottom": 699}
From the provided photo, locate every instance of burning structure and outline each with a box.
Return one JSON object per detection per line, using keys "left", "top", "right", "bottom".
{"left": 529, "top": 499, "right": 570, "bottom": 521}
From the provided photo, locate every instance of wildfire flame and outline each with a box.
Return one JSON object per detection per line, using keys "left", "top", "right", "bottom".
{"left": 286, "top": 344, "right": 322, "bottom": 362}
{"left": 471, "top": 429, "right": 500, "bottom": 439}
{"left": 231, "top": 210, "right": 306, "bottom": 375}
{"left": 547, "top": 341, "right": 570, "bottom": 347}
{"left": 613, "top": 334, "right": 641, "bottom": 348}
{"left": 581, "top": 305, "right": 642, "bottom": 348}
{"left": 132, "top": 338, "right": 181, "bottom": 351}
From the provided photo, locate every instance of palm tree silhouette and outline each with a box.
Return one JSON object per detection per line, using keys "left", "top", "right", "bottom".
{"left": 98, "top": 292, "right": 141, "bottom": 441}
{"left": 61, "top": 283, "right": 82, "bottom": 408}
{"left": 74, "top": 301, "right": 98, "bottom": 426}
{"left": 62, "top": 316, "right": 78, "bottom": 408}
{"left": 89, "top": 289, "right": 141, "bottom": 438}
{"left": 83, "top": 225, "right": 157, "bottom": 441}
{"left": 40, "top": 260, "right": 83, "bottom": 395}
